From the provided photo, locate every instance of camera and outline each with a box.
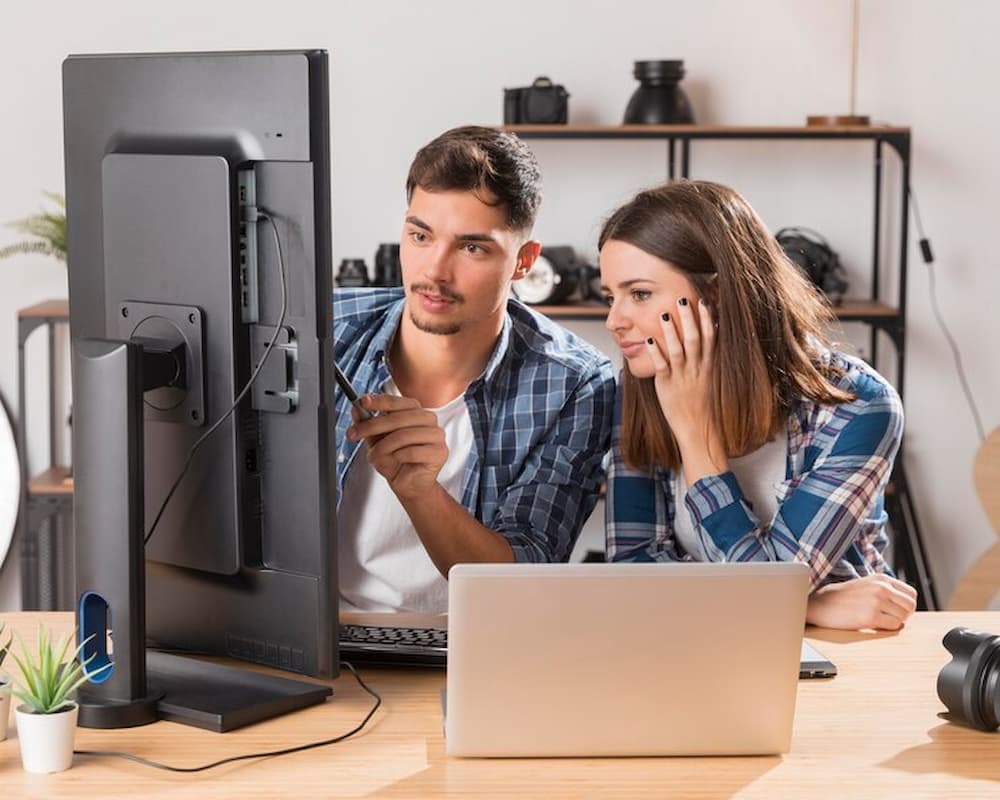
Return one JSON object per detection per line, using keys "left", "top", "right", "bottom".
{"left": 937, "top": 627, "right": 1000, "bottom": 731}
{"left": 511, "top": 246, "right": 599, "bottom": 306}
{"left": 503, "top": 77, "right": 569, "bottom": 125}
{"left": 775, "top": 227, "right": 849, "bottom": 305}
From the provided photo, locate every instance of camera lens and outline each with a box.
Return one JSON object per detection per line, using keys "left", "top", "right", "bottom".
{"left": 632, "top": 60, "right": 685, "bottom": 84}
{"left": 937, "top": 627, "right": 1000, "bottom": 731}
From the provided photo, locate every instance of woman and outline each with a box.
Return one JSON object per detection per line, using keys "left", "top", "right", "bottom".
{"left": 600, "top": 180, "right": 917, "bottom": 631}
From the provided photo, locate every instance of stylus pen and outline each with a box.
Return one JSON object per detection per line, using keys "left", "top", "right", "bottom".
{"left": 334, "top": 362, "right": 372, "bottom": 421}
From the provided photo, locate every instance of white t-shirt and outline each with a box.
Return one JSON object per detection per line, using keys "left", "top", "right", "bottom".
{"left": 672, "top": 436, "right": 788, "bottom": 561}
{"left": 337, "top": 379, "right": 474, "bottom": 614}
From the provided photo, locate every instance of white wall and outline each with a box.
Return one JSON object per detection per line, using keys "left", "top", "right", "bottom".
{"left": 1, "top": 0, "right": 997, "bottom": 610}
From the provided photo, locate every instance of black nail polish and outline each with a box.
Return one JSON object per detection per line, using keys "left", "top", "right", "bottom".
{"left": 646, "top": 337, "right": 654, "bottom": 345}
{"left": 678, "top": 297, "right": 689, "bottom": 306}
{"left": 661, "top": 312, "right": 670, "bottom": 322}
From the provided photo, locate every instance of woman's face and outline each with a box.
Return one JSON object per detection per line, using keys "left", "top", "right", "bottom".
{"left": 600, "top": 239, "right": 708, "bottom": 379}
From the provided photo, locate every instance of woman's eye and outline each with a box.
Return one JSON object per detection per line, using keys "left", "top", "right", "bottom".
{"left": 631, "top": 289, "right": 652, "bottom": 302}
{"left": 600, "top": 294, "right": 613, "bottom": 307}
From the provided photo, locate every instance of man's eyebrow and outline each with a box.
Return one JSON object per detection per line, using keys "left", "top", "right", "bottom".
{"left": 456, "top": 232, "right": 499, "bottom": 244}
{"left": 405, "top": 216, "right": 432, "bottom": 232}
{"left": 598, "top": 278, "right": 657, "bottom": 292}
{"left": 404, "top": 216, "right": 499, "bottom": 245}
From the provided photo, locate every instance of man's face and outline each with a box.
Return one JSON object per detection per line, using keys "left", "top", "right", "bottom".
{"left": 400, "top": 187, "right": 536, "bottom": 336}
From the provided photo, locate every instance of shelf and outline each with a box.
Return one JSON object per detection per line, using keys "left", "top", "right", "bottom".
{"left": 18, "top": 299, "right": 69, "bottom": 320}
{"left": 27, "top": 466, "right": 73, "bottom": 497}
{"left": 532, "top": 299, "right": 899, "bottom": 323}
{"left": 503, "top": 124, "right": 910, "bottom": 141}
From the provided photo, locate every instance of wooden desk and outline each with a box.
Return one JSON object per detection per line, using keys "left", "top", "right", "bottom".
{"left": 1, "top": 612, "right": 998, "bottom": 798}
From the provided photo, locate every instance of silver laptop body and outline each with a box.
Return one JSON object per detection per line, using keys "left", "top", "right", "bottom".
{"left": 445, "top": 562, "right": 809, "bottom": 757}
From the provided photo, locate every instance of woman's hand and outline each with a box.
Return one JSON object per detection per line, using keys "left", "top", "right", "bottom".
{"left": 646, "top": 296, "right": 726, "bottom": 484}
{"left": 806, "top": 574, "right": 918, "bottom": 631}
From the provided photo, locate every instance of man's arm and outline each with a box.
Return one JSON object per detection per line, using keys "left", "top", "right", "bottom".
{"left": 400, "top": 483, "right": 514, "bottom": 575}
{"left": 346, "top": 394, "right": 514, "bottom": 577}
{"left": 347, "top": 360, "right": 615, "bottom": 575}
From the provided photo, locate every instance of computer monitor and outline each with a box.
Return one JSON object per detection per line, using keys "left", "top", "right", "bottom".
{"left": 63, "top": 50, "right": 337, "bottom": 731}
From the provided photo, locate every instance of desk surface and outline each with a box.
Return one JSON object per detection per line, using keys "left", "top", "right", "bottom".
{"left": 1, "top": 611, "right": 998, "bottom": 798}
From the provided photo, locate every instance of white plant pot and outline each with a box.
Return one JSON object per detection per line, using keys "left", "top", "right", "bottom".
{"left": 15, "top": 702, "right": 79, "bottom": 774}
{"left": 0, "top": 681, "right": 10, "bottom": 741}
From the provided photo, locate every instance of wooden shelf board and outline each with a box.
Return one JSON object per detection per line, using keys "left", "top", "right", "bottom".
{"left": 18, "top": 299, "right": 69, "bottom": 320}
{"left": 503, "top": 123, "right": 910, "bottom": 137}
{"left": 28, "top": 465, "right": 74, "bottom": 496}
{"left": 532, "top": 299, "right": 898, "bottom": 320}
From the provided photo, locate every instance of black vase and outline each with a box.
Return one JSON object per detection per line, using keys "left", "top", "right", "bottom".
{"left": 623, "top": 60, "right": 695, "bottom": 124}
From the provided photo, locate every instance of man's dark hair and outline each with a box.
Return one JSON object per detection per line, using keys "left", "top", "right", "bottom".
{"left": 405, "top": 126, "right": 542, "bottom": 233}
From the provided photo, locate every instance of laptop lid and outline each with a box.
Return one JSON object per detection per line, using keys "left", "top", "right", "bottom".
{"left": 445, "top": 562, "right": 809, "bottom": 757}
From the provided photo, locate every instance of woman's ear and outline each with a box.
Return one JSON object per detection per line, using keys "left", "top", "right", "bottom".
{"left": 700, "top": 274, "right": 720, "bottom": 310}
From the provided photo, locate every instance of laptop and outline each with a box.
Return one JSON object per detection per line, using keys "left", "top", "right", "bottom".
{"left": 444, "top": 562, "right": 810, "bottom": 757}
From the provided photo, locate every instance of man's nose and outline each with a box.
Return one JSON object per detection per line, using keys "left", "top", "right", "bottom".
{"left": 422, "top": 245, "right": 453, "bottom": 282}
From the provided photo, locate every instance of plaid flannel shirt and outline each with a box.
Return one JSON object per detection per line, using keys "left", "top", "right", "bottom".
{"left": 605, "top": 349, "right": 904, "bottom": 588}
{"left": 334, "top": 288, "right": 615, "bottom": 563}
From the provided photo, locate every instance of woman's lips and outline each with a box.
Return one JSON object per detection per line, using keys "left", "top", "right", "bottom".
{"left": 619, "top": 340, "right": 647, "bottom": 358}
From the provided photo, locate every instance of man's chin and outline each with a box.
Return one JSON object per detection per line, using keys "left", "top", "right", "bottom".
{"left": 409, "top": 309, "right": 461, "bottom": 336}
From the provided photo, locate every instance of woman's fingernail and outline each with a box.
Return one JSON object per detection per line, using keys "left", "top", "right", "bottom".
{"left": 678, "top": 297, "right": 689, "bottom": 306}
{"left": 661, "top": 312, "right": 671, "bottom": 322}
{"left": 646, "top": 337, "right": 654, "bottom": 345}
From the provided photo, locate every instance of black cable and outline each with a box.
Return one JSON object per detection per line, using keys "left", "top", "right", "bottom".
{"left": 908, "top": 187, "right": 986, "bottom": 442}
{"left": 144, "top": 210, "right": 288, "bottom": 545}
{"left": 74, "top": 662, "right": 382, "bottom": 772}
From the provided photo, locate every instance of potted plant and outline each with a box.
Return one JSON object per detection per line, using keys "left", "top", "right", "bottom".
{"left": 8, "top": 626, "right": 107, "bottom": 773}
{"left": 0, "top": 192, "right": 67, "bottom": 262}
{"left": 0, "top": 622, "right": 11, "bottom": 742}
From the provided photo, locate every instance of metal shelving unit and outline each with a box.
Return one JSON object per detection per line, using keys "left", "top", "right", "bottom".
{"left": 505, "top": 124, "right": 937, "bottom": 609}
{"left": 16, "top": 299, "right": 74, "bottom": 610}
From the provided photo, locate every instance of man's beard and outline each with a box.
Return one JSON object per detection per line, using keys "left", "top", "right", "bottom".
{"left": 410, "top": 309, "right": 461, "bottom": 336}
{"left": 408, "top": 283, "right": 464, "bottom": 336}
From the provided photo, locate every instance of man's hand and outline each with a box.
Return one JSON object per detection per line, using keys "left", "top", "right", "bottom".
{"left": 806, "top": 574, "right": 918, "bottom": 631}
{"left": 346, "top": 394, "right": 448, "bottom": 502}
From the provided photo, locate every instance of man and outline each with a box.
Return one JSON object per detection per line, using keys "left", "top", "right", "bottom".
{"left": 335, "top": 126, "right": 615, "bottom": 614}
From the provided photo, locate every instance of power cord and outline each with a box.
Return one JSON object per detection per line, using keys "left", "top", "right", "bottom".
{"left": 74, "top": 661, "right": 381, "bottom": 772}
{"left": 144, "top": 209, "right": 288, "bottom": 545}
{"left": 909, "top": 187, "right": 986, "bottom": 442}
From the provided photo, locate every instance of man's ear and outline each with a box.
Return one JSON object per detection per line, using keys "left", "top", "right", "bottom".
{"left": 512, "top": 240, "right": 542, "bottom": 281}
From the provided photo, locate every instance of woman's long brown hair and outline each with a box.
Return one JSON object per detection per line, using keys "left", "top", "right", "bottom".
{"left": 599, "top": 180, "right": 854, "bottom": 473}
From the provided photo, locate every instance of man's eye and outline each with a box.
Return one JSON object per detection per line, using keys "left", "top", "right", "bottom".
{"left": 462, "top": 243, "right": 485, "bottom": 254}
{"left": 410, "top": 231, "right": 427, "bottom": 243}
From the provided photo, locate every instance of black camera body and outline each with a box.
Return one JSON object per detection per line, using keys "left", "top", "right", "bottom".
{"left": 503, "top": 77, "right": 569, "bottom": 125}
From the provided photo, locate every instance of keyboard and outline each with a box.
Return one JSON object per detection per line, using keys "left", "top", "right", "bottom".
{"left": 338, "top": 623, "right": 447, "bottom": 667}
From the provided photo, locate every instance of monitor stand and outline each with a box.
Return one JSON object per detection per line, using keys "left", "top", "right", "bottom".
{"left": 147, "top": 651, "right": 331, "bottom": 732}
{"left": 73, "top": 338, "right": 331, "bottom": 733}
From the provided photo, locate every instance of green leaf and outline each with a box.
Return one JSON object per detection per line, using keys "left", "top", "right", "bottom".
{"left": 9, "top": 627, "right": 100, "bottom": 714}
{"left": 0, "top": 191, "right": 67, "bottom": 264}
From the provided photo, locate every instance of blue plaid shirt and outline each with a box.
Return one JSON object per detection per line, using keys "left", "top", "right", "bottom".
{"left": 334, "top": 288, "right": 615, "bottom": 563}
{"left": 605, "top": 350, "right": 904, "bottom": 588}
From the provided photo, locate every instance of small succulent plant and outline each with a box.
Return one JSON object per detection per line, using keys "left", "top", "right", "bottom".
{"left": 8, "top": 627, "right": 108, "bottom": 714}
